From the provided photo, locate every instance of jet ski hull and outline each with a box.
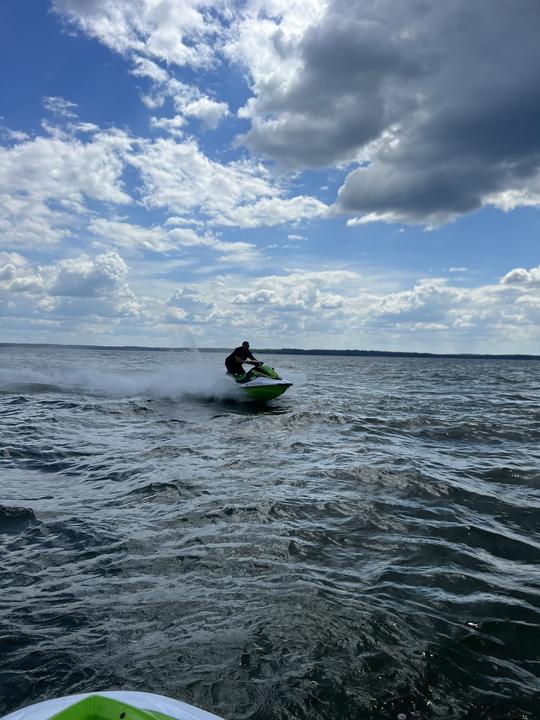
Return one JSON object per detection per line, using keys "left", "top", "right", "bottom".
{"left": 1, "top": 692, "right": 224, "bottom": 720}
{"left": 231, "top": 362, "right": 292, "bottom": 402}
{"left": 241, "top": 381, "right": 292, "bottom": 401}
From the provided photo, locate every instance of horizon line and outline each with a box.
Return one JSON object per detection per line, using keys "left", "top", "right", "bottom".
{"left": 1, "top": 342, "right": 539, "bottom": 361}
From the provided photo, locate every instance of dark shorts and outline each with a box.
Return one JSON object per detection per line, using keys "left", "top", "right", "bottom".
{"left": 225, "top": 357, "right": 243, "bottom": 375}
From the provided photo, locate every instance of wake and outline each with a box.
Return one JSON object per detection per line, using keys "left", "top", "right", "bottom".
{"left": 0, "top": 361, "right": 242, "bottom": 402}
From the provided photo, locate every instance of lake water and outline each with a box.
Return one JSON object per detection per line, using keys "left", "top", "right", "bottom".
{"left": 1, "top": 346, "right": 539, "bottom": 720}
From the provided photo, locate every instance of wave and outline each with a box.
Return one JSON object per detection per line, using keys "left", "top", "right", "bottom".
{"left": 0, "top": 505, "right": 38, "bottom": 533}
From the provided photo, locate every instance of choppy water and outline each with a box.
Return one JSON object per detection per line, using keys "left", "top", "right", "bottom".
{"left": 1, "top": 346, "right": 539, "bottom": 720}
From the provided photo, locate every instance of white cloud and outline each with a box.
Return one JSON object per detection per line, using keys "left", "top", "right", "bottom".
{"left": 47, "top": 0, "right": 540, "bottom": 228}
{"left": 131, "top": 57, "right": 170, "bottom": 83}
{"left": 217, "top": 195, "right": 327, "bottom": 228}
{"left": 485, "top": 188, "right": 540, "bottom": 213}
{"left": 227, "top": 0, "right": 540, "bottom": 224}
{"left": 89, "top": 218, "right": 174, "bottom": 252}
{"left": 53, "top": 0, "right": 221, "bottom": 68}
{"left": 164, "top": 306, "right": 189, "bottom": 323}
{"left": 0, "top": 128, "right": 133, "bottom": 249}
{"left": 183, "top": 98, "right": 229, "bottom": 129}
{"left": 50, "top": 251, "right": 130, "bottom": 297}
{"left": 0, "top": 193, "right": 74, "bottom": 249}
{"left": 130, "top": 136, "right": 327, "bottom": 228}
{"left": 133, "top": 57, "right": 230, "bottom": 130}
{"left": 3, "top": 249, "right": 540, "bottom": 350}
{"left": 2, "top": 129, "right": 30, "bottom": 142}
{"left": 213, "top": 266, "right": 540, "bottom": 349}
{"left": 0, "top": 129, "right": 132, "bottom": 205}
{"left": 0, "top": 252, "right": 44, "bottom": 293}
{"left": 368, "top": 279, "right": 466, "bottom": 322}
{"left": 501, "top": 265, "right": 540, "bottom": 286}
{"left": 226, "top": 0, "right": 327, "bottom": 106}
{"left": 0, "top": 115, "right": 325, "bottom": 258}
{"left": 0, "top": 250, "right": 144, "bottom": 328}
{"left": 0, "top": 252, "right": 28, "bottom": 280}
{"left": 88, "top": 216, "right": 259, "bottom": 264}
{"left": 53, "top": 0, "right": 233, "bottom": 139}
{"left": 233, "top": 269, "right": 358, "bottom": 311}
{"left": 150, "top": 114, "right": 185, "bottom": 137}
{"left": 43, "top": 96, "right": 79, "bottom": 118}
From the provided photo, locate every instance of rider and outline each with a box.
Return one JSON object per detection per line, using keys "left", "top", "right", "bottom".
{"left": 225, "top": 341, "right": 259, "bottom": 378}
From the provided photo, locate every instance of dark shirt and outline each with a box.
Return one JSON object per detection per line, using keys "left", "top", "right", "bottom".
{"left": 230, "top": 346, "right": 255, "bottom": 362}
{"left": 225, "top": 346, "right": 256, "bottom": 373}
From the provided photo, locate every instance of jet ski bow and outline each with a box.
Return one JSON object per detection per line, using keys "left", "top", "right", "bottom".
{"left": 230, "top": 361, "right": 292, "bottom": 401}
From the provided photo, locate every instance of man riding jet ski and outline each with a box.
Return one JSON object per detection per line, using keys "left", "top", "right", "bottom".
{"left": 224, "top": 341, "right": 292, "bottom": 401}
{"left": 224, "top": 340, "right": 259, "bottom": 380}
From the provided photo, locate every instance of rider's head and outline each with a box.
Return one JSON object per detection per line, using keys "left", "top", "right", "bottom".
{"left": 242, "top": 340, "right": 250, "bottom": 348}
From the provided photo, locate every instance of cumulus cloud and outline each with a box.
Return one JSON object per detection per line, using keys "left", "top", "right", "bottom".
{"left": 232, "top": 270, "right": 358, "bottom": 312}
{"left": 0, "top": 252, "right": 44, "bottom": 293}
{"left": 53, "top": 0, "right": 221, "bottom": 68}
{"left": 0, "top": 130, "right": 132, "bottom": 206}
{"left": 133, "top": 57, "right": 230, "bottom": 130}
{"left": 0, "top": 114, "right": 326, "bottom": 253}
{"left": 129, "top": 137, "right": 327, "bottom": 227}
{"left": 163, "top": 306, "right": 188, "bottom": 323}
{"left": 335, "top": 0, "right": 540, "bottom": 224}
{"left": 501, "top": 265, "right": 540, "bottom": 286}
{"left": 0, "top": 250, "right": 144, "bottom": 328}
{"left": 0, "top": 128, "right": 133, "bottom": 248}
{"left": 194, "top": 264, "right": 540, "bottom": 349}
{"left": 54, "top": 1, "right": 232, "bottom": 134}
{"left": 47, "top": 0, "right": 540, "bottom": 226}
{"left": 225, "top": 0, "right": 540, "bottom": 224}
{"left": 183, "top": 98, "right": 229, "bottom": 129}
{"left": 237, "top": 5, "right": 423, "bottom": 169}
{"left": 369, "top": 279, "right": 466, "bottom": 323}
{"left": 50, "top": 251, "right": 130, "bottom": 297}
{"left": 3, "top": 248, "right": 540, "bottom": 349}
{"left": 47, "top": 251, "right": 143, "bottom": 319}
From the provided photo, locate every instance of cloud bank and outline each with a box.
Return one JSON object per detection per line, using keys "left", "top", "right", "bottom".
{"left": 51, "top": 0, "right": 540, "bottom": 225}
{"left": 1, "top": 0, "right": 538, "bottom": 351}
{"left": 230, "top": 0, "right": 540, "bottom": 224}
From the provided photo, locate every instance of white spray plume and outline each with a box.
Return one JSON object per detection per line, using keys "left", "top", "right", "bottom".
{"left": 0, "top": 359, "right": 245, "bottom": 401}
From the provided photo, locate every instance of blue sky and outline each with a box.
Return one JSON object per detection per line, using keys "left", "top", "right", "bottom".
{"left": 1, "top": 0, "right": 539, "bottom": 352}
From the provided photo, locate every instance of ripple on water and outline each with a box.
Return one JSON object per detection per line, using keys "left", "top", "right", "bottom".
{"left": 1, "top": 350, "right": 539, "bottom": 719}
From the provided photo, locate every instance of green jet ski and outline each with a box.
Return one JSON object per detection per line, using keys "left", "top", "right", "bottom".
{"left": 1, "top": 692, "right": 224, "bottom": 720}
{"left": 230, "top": 361, "right": 292, "bottom": 402}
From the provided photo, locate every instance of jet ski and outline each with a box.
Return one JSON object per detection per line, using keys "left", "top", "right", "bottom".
{"left": 230, "top": 361, "right": 292, "bottom": 402}
{"left": 1, "top": 692, "right": 224, "bottom": 720}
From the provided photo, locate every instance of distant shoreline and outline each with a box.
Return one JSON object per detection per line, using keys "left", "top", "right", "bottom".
{"left": 1, "top": 342, "right": 539, "bottom": 361}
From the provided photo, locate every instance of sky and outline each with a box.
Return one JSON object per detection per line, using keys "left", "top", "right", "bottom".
{"left": 1, "top": 0, "right": 539, "bottom": 353}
